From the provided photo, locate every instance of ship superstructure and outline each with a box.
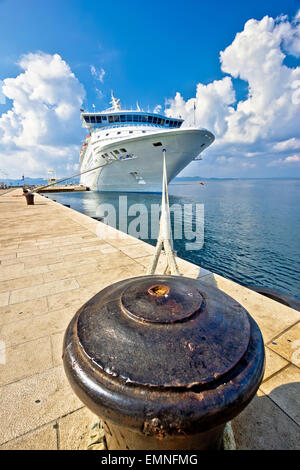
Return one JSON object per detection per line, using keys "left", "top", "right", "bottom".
{"left": 79, "top": 94, "right": 214, "bottom": 192}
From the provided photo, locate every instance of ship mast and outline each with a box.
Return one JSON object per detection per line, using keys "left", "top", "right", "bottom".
{"left": 110, "top": 90, "right": 121, "bottom": 111}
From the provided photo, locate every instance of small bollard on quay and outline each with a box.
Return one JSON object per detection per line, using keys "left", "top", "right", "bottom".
{"left": 24, "top": 192, "right": 34, "bottom": 205}
{"left": 63, "top": 275, "right": 265, "bottom": 450}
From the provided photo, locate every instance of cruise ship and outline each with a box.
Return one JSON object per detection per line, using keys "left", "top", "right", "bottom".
{"left": 79, "top": 94, "right": 215, "bottom": 192}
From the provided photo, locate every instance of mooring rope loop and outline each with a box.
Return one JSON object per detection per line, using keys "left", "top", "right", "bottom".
{"left": 147, "top": 149, "right": 179, "bottom": 276}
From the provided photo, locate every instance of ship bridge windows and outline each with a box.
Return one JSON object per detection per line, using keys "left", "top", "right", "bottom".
{"left": 84, "top": 113, "right": 182, "bottom": 128}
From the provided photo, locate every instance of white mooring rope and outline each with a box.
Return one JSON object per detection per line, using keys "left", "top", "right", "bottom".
{"left": 147, "top": 149, "right": 180, "bottom": 276}
{"left": 28, "top": 160, "right": 112, "bottom": 194}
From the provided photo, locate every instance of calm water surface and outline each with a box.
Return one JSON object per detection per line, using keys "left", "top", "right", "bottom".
{"left": 44, "top": 179, "right": 300, "bottom": 299}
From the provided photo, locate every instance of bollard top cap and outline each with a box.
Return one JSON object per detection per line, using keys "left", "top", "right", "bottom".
{"left": 74, "top": 275, "right": 251, "bottom": 388}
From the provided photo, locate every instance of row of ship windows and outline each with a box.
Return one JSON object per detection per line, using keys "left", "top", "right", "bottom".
{"left": 101, "top": 147, "right": 128, "bottom": 158}
{"left": 86, "top": 152, "right": 127, "bottom": 167}
{"left": 84, "top": 114, "right": 182, "bottom": 127}
{"left": 99, "top": 142, "right": 162, "bottom": 160}
{"left": 103, "top": 130, "right": 144, "bottom": 137}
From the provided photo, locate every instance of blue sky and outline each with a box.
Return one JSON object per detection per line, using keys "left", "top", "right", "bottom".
{"left": 0, "top": 0, "right": 300, "bottom": 179}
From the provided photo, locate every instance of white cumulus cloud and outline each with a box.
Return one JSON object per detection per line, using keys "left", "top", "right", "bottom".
{"left": 165, "top": 11, "right": 300, "bottom": 170}
{"left": 268, "top": 154, "right": 300, "bottom": 166}
{"left": 0, "top": 52, "right": 85, "bottom": 178}
{"left": 0, "top": 80, "right": 6, "bottom": 104}
{"left": 285, "top": 154, "right": 300, "bottom": 162}
{"left": 91, "top": 65, "right": 106, "bottom": 83}
{"left": 153, "top": 104, "right": 162, "bottom": 114}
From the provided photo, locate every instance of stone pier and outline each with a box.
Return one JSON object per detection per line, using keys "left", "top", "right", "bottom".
{"left": 0, "top": 189, "right": 299, "bottom": 449}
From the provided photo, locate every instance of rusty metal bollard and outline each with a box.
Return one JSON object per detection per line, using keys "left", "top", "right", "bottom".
{"left": 25, "top": 193, "right": 34, "bottom": 205}
{"left": 63, "top": 275, "right": 265, "bottom": 450}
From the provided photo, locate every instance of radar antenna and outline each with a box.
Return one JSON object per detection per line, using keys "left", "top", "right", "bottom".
{"left": 110, "top": 90, "right": 121, "bottom": 110}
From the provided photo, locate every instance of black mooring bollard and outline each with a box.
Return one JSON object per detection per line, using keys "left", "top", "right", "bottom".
{"left": 25, "top": 193, "right": 34, "bottom": 205}
{"left": 63, "top": 275, "right": 265, "bottom": 450}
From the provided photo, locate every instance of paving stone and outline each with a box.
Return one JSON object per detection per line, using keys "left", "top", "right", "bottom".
{"left": 268, "top": 322, "right": 300, "bottom": 367}
{"left": 213, "top": 274, "right": 300, "bottom": 343}
{"left": 262, "top": 347, "right": 289, "bottom": 382}
{"left": 76, "top": 264, "right": 145, "bottom": 289}
{"left": 108, "top": 235, "right": 146, "bottom": 247}
{"left": 0, "top": 252, "right": 16, "bottom": 261}
{"left": 232, "top": 390, "right": 300, "bottom": 450}
{"left": 9, "top": 278, "right": 79, "bottom": 304}
{"left": 96, "top": 252, "right": 139, "bottom": 270}
{"left": 43, "top": 262, "right": 100, "bottom": 283}
{"left": 51, "top": 331, "right": 64, "bottom": 367}
{"left": 0, "top": 297, "right": 48, "bottom": 326}
{"left": 0, "top": 292, "right": 9, "bottom": 307}
{"left": 0, "top": 336, "right": 53, "bottom": 386}
{"left": 0, "top": 366, "right": 82, "bottom": 445}
{"left": 0, "top": 423, "right": 57, "bottom": 450}
{"left": 196, "top": 273, "right": 215, "bottom": 286}
{"left": 0, "top": 260, "right": 24, "bottom": 269}
{"left": 118, "top": 242, "right": 155, "bottom": 259}
{"left": 47, "top": 288, "right": 91, "bottom": 312}
{"left": 21, "top": 253, "right": 72, "bottom": 269}
{"left": 0, "top": 273, "right": 44, "bottom": 294}
{"left": 47, "top": 258, "right": 97, "bottom": 272}
{"left": 0, "top": 306, "right": 75, "bottom": 347}
{"left": 260, "top": 365, "right": 300, "bottom": 425}
{"left": 97, "top": 245, "right": 119, "bottom": 254}
{"left": 58, "top": 407, "right": 97, "bottom": 450}
{"left": 0, "top": 264, "right": 48, "bottom": 282}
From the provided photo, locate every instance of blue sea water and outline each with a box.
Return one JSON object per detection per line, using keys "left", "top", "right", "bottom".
{"left": 44, "top": 178, "right": 300, "bottom": 300}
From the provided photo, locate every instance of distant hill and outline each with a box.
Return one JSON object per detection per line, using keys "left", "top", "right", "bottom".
{"left": 173, "top": 176, "right": 236, "bottom": 181}
{"left": 173, "top": 176, "right": 299, "bottom": 181}
{"left": 0, "top": 177, "right": 80, "bottom": 186}
{"left": 0, "top": 177, "right": 47, "bottom": 186}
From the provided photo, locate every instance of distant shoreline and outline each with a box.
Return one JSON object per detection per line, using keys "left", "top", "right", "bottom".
{"left": 172, "top": 176, "right": 300, "bottom": 182}
{"left": 1, "top": 176, "right": 300, "bottom": 186}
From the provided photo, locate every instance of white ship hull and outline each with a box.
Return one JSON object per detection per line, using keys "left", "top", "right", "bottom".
{"left": 80, "top": 128, "right": 214, "bottom": 192}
